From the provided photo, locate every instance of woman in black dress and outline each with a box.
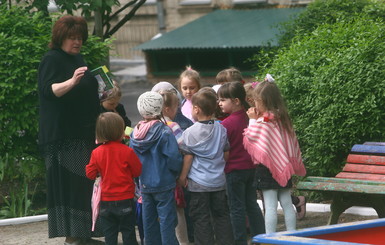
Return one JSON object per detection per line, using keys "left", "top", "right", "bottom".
{"left": 38, "top": 16, "right": 101, "bottom": 245}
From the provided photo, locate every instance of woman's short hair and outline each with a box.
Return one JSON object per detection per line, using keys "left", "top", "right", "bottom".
{"left": 49, "top": 15, "right": 88, "bottom": 49}
{"left": 96, "top": 112, "right": 125, "bottom": 143}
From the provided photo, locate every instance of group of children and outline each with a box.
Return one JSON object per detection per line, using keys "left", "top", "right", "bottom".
{"left": 85, "top": 66, "right": 307, "bottom": 245}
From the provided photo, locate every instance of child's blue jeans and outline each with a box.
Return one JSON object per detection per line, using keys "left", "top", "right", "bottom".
{"left": 141, "top": 189, "right": 179, "bottom": 245}
{"left": 226, "top": 169, "right": 265, "bottom": 244}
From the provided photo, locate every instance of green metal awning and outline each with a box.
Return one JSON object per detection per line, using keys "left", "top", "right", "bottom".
{"left": 135, "top": 8, "right": 305, "bottom": 50}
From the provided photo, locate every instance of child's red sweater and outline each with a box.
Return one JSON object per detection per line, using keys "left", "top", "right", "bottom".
{"left": 86, "top": 141, "right": 142, "bottom": 201}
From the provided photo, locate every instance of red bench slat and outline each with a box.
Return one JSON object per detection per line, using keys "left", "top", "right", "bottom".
{"left": 342, "top": 163, "right": 385, "bottom": 175}
{"left": 336, "top": 172, "right": 385, "bottom": 181}
{"left": 347, "top": 154, "right": 385, "bottom": 165}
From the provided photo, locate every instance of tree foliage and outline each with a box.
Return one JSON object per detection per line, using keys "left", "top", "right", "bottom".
{"left": 257, "top": 0, "right": 385, "bottom": 177}
{"left": 17, "top": 0, "right": 147, "bottom": 39}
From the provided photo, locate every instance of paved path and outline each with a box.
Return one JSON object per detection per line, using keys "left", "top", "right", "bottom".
{"left": 0, "top": 211, "right": 377, "bottom": 245}
{"left": 0, "top": 220, "right": 135, "bottom": 244}
{"left": 119, "top": 79, "right": 153, "bottom": 126}
{"left": 109, "top": 58, "right": 152, "bottom": 126}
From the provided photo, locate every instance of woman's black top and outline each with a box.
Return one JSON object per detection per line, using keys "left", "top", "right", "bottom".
{"left": 38, "top": 48, "right": 100, "bottom": 147}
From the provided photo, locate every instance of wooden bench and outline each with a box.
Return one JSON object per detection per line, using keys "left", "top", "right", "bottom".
{"left": 297, "top": 142, "right": 385, "bottom": 225}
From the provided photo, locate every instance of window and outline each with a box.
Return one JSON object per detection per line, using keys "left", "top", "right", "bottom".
{"left": 233, "top": 0, "right": 266, "bottom": 4}
{"left": 179, "top": 0, "right": 211, "bottom": 6}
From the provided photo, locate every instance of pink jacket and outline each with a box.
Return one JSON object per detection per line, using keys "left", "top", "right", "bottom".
{"left": 243, "top": 114, "right": 306, "bottom": 187}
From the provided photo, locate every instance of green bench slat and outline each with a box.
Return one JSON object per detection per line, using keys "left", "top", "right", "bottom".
{"left": 300, "top": 176, "right": 385, "bottom": 185}
{"left": 297, "top": 179, "right": 385, "bottom": 194}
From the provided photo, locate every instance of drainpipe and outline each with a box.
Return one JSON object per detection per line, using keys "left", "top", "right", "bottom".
{"left": 156, "top": 0, "right": 166, "bottom": 34}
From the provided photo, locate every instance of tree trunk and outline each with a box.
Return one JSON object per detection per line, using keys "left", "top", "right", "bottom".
{"left": 94, "top": 9, "right": 103, "bottom": 39}
{"left": 94, "top": 9, "right": 110, "bottom": 68}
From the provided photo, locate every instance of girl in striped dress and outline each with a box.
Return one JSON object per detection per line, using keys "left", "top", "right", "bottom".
{"left": 243, "top": 79, "right": 306, "bottom": 234}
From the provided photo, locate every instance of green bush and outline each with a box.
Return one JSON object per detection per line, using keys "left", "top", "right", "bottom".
{"left": 261, "top": 15, "right": 385, "bottom": 177}
{"left": 0, "top": 6, "right": 51, "bottom": 160}
{"left": 0, "top": 5, "right": 112, "bottom": 217}
{"left": 279, "top": 0, "right": 380, "bottom": 47}
{"left": 82, "top": 35, "right": 113, "bottom": 70}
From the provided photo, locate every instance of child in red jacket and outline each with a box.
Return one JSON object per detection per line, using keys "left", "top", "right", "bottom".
{"left": 86, "top": 112, "right": 142, "bottom": 245}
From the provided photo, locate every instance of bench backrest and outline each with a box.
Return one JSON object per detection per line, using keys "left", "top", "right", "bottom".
{"left": 335, "top": 143, "right": 385, "bottom": 181}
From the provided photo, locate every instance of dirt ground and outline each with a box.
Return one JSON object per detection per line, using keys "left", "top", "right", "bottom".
{"left": 0, "top": 211, "right": 378, "bottom": 245}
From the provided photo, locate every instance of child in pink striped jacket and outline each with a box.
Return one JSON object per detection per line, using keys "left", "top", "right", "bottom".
{"left": 243, "top": 79, "right": 306, "bottom": 234}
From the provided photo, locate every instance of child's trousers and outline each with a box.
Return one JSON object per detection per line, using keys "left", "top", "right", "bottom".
{"left": 189, "top": 190, "right": 234, "bottom": 245}
{"left": 263, "top": 188, "right": 296, "bottom": 234}
{"left": 226, "top": 169, "right": 265, "bottom": 244}
{"left": 142, "top": 189, "right": 179, "bottom": 245}
{"left": 99, "top": 198, "right": 138, "bottom": 245}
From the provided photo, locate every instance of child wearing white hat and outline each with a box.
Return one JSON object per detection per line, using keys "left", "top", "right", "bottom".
{"left": 130, "top": 91, "right": 183, "bottom": 245}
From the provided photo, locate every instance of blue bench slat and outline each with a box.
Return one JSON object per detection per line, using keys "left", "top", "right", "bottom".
{"left": 351, "top": 144, "right": 385, "bottom": 154}
{"left": 364, "top": 142, "right": 385, "bottom": 146}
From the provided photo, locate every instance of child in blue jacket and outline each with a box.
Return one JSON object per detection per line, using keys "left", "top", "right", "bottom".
{"left": 130, "top": 91, "right": 182, "bottom": 245}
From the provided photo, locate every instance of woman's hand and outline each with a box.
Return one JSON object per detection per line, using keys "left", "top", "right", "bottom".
{"left": 247, "top": 107, "right": 259, "bottom": 119}
{"left": 52, "top": 66, "right": 88, "bottom": 97}
{"left": 71, "top": 66, "right": 88, "bottom": 86}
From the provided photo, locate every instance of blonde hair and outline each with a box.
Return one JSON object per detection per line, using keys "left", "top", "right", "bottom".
{"left": 216, "top": 67, "right": 244, "bottom": 85}
{"left": 244, "top": 81, "right": 259, "bottom": 107}
{"left": 253, "top": 81, "right": 294, "bottom": 135}
{"left": 159, "top": 90, "right": 178, "bottom": 107}
{"left": 178, "top": 66, "right": 201, "bottom": 91}
{"left": 191, "top": 88, "right": 217, "bottom": 117}
{"left": 96, "top": 112, "right": 125, "bottom": 143}
{"left": 101, "top": 81, "right": 121, "bottom": 102}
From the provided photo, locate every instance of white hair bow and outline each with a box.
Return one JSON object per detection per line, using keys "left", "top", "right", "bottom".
{"left": 265, "top": 74, "right": 275, "bottom": 83}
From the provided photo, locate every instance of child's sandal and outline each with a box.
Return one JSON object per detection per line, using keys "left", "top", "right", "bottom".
{"left": 295, "top": 196, "right": 306, "bottom": 220}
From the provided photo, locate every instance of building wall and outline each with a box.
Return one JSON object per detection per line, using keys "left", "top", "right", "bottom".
{"left": 112, "top": 0, "right": 312, "bottom": 60}
{"left": 110, "top": 2, "right": 158, "bottom": 59}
